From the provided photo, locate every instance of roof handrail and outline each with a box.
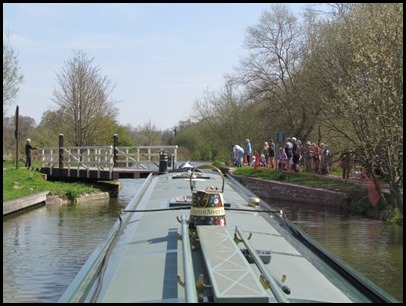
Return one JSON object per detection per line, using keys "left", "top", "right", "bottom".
{"left": 179, "top": 214, "right": 198, "bottom": 302}
{"left": 235, "top": 226, "right": 290, "bottom": 303}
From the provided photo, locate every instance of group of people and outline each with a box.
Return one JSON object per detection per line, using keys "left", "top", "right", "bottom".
{"left": 232, "top": 138, "right": 283, "bottom": 169}
{"left": 301, "top": 141, "right": 332, "bottom": 174}
{"left": 232, "top": 137, "right": 333, "bottom": 175}
{"left": 232, "top": 137, "right": 376, "bottom": 182}
{"left": 232, "top": 138, "right": 278, "bottom": 169}
{"left": 232, "top": 138, "right": 277, "bottom": 168}
{"left": 260, "top": 140, "right": 276, "bottom": 168}
{"left": 258, "top": 137, "right": 302, "bottom": 172}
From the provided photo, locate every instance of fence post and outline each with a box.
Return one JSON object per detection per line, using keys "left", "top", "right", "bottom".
{"left": 15, "top": 105, "right": 19, "bottom": 169}
{"left": 113, "top": 134, "right": 118, "bottom": 167}
{"left": 59, "top": 134, "right": 64, "bottom": 169}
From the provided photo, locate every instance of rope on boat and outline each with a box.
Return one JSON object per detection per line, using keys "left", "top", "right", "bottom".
{"left": 123, "top": 207, "right": 283, "bottom": 213}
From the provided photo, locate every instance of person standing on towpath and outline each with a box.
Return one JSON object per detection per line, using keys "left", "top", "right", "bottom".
{"left": 25, "top": 138, "right": 37, "bottom": 169}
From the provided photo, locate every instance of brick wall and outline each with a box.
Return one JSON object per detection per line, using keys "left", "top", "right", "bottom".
{"left": 230, "top": 175, "right": 350, "bottom": 208}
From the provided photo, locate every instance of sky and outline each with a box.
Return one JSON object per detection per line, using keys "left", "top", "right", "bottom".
{"left": 4, "top": 3, "right": 311, "bottom": 131}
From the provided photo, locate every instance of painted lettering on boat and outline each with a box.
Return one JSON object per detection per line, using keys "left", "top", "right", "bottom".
{"left": 190, "top": 207, "right": 225, "bottom": 216}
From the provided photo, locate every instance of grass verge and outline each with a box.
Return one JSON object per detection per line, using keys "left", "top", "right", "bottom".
{"left": 231, "top": 166, "right": 366, "bottom": 194}
{"left": 3, "top": 161, "right": 110, "bottom": 202}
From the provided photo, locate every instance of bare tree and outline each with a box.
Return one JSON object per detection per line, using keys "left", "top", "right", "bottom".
{"left": 3, "top": 31, "right": 24, "bottom": 116}
{"left": 52, "top": 50, "right": 119, "bottom": 146}
{"left": 226, "top": 4, "right": 322, "bottom": 142}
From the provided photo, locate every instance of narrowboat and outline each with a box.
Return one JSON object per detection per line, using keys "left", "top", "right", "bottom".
{"left": 58, "top": 165, "right": 398, "bottom": 303}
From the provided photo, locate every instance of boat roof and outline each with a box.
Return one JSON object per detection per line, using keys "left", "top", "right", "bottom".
{"left": 58, "top": 165, "right": 398, "bottom": 303}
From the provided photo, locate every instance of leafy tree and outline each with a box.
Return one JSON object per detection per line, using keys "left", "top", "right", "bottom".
{"left": 3, "top": 31, "right": 24, "bottom": 117}
{"left": 308, "top": 3, "right": 403, "bottom": 211}
{"left": 191, "top": 84, "right": 258, "bottom": 163}
{"left": 51, "top": 50, "right": 119, "bottom": 146}
{"left": 113, "top": 124, "right": 135, "bottom": 147}
{"left": 3, "top": 115, "right": 38, "bottom": 161}
{"left": 174, "top": 122, "right": 200, "bottom": 161}
{"left": 36, "top": 110, "right": 63, "bottom": 147}
{"left": 16, "top": 115, "right": 37, "bottom": 143}
{"left": 3, "top": 116, "right": 15, "bottom": 155}
{"left": 161, "top": 128, "right": 176, "bottom": 145}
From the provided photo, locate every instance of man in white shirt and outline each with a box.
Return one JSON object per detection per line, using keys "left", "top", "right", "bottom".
{"left": 232, "top": 144, "right": 244, "bottom": 167}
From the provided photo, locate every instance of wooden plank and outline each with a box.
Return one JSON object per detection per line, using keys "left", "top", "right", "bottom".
{"left": 3, "top": 191, "right": 49, "bottom": 216}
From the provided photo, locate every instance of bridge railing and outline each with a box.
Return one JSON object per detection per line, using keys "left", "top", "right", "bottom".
{"left": 115, "top": 145, "right": 178, "bottom": 169}
{"left": 38, "top": 147, "right": 58, "bottom": 168}
{"left": 39, "top": 146, "right": 115, "bottom": 176}
{"left": 39, "top": 145, "right": 178, "bottom": 172}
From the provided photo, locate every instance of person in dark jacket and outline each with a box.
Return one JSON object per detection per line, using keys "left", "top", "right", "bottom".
{"left": 25, "top": 138, "right": 37, "bottom": 169}
{"left": 340, "top": 150, "right": 353, "bottom": 180}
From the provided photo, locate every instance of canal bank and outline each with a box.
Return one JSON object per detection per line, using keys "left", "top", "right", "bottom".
{"left": 3, "top": 191, "right": 49, "bottom": 216}
{"left": 3, "top": 186, "right": 117, "bottom": 217}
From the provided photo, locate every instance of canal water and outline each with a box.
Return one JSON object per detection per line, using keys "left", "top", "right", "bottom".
{"left": 3, "top": 178, "right": 403, "bottom": 302}
{"left": 269, "top": 200, "right": 403, "bottom": 302}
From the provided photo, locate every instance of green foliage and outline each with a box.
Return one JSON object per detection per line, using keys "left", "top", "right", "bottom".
{"left": 307, "top": 3, "right": 403, "bottom": 211}
{"left": 113, "top": 124, "right": 135, "bottom": 146}
{"left": 212, "top": 160, "right": 226, "bottom": 168}
{"left": 64, "top": 190, "right": 79, "bottom": 203}
{"left": 387, "top": 209, "right": 403, "bottom": 225}
{"left": 278, "top": 173, "right": 287, "bottom": 181}
{"left": 174, "top": 123, "right": 200, "bottom": 160}
{"left": 189, "top": 86, "right": 260, "bottom": 162}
